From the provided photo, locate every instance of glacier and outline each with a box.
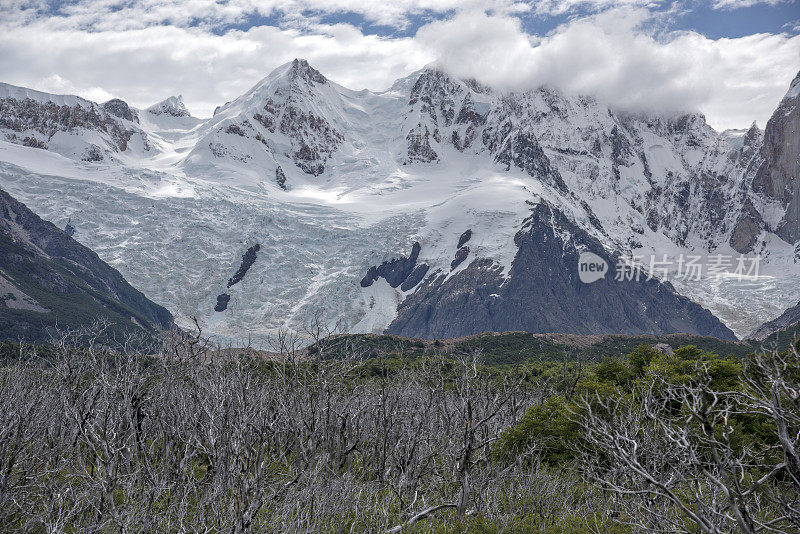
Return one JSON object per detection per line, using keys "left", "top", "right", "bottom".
{"left": 1, "top": 59, "right": 798, "bottom": 341}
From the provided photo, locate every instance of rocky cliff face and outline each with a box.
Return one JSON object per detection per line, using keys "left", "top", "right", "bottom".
{"left": 402, "top": 69, "right": 569, "bottom": 190}
{"left": 404, "top": 69, "right": 483, "bottom": 162}
{"left": 387, "top": 201, "right": 735, "bottom": 340}
{"left": 0, "top": 188, "right": 173, "bottom": 344}
{"left": 0, "top": 83, "right": 151, "bottom": 161}
{"left": 750, "top": 71, "right": 800, "bottom": 244}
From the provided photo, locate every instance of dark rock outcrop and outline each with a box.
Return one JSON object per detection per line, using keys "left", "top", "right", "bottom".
{"left": 730, "top": 197, "right": 765, "bottom": 253}
{"left": 63, "top": 219, "right": 75, "bottom": 237}
{"left": 406, "top": 127, "right": 439, "bottom": 163}
{"left": 0, "top": 189, "right": 173, "bottom": 344}
{"left": 102, "top": 98, "right": 138, "bottom": 123}
{"left": 214, "top": 293, "right": 231, "bottom": 312}
{"left": 492, "top": 131, "right": 568, "bottom": 192}
{"left": 457, "top": 229, "right": 472, "bottom": 248}
{"left": 450, "top": 246, "right": 469, "bottom": 270}
{"left": 275, "top": 166, "right": 287, "bottom": 190}
{"left": 379, "top": 242, "right": 421, "bottom": 287}
{"left": 225, "top": 124, "right": 246, "bottom": 136}
{"left": 387, "top": 202, "right": 736, "bottom": 340}
{"left": 360, "top": 242, "right": 428, "bottom": 291}
{"left": 400, "top": 264, "right": 429, "bottom": 292}
{"left": 360, "top": 266, "right": 379, "bottom": 288}
{"left": 82, "top": 145, "right": 104, "bottom": 162}
{"left": 288, "top": 58, "right": 328, "bottom": 85}
{"left": 227, "top": 244, "right": 260, "bottom": 288}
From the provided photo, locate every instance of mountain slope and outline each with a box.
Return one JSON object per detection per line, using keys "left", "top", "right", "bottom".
{"left": 750, "top": 298, "right": 800, "bottom": 343}
{"left": 0, "top": 62, "right": 798, "bottom": 342}
{"left": 387, "top": 201, "right": 735, "bottom": 340}
{"left": 0, "top": 188, "right": 173, "bottom": 343}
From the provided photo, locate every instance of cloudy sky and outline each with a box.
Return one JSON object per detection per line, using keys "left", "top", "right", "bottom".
{"left": 1, "top": 0, "right": 798, "bottom": 130}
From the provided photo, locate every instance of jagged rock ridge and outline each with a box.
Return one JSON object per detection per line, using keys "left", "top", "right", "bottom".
{"left": 0, "top": 82, "right": 153, "bottom": 161}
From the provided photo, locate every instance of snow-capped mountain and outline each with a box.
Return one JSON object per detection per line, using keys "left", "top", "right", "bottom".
{"left": 0, "top": 60, "right": 797, "bottom": 341}
{"left": 146, "top": 95, "right": 191, "bottom": 118}
{"left": 186, "top": 60, "right": 346, "bottom": 178}
{"left": 0, "top": 82, "right": 155, "bottom": 163}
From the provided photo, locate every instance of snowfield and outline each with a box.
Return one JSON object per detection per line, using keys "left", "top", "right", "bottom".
{"left": 1, "top": 60, "right": 798, "bottom": 341}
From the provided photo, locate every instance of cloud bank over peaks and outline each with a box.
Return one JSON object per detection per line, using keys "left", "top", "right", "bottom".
{"left": 0, "top": 3, "right": 797, "bottom": 130}
{"left": 416, "top": 8, "right": 800, "bottom": 129}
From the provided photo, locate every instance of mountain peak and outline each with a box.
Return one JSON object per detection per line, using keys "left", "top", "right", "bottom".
{"left": 741, "top": 120, "right": 762, "bottom": 146}
{"left": 250, "top": 59, "right": 328, "bottom": 93}
{"left": 287, "top": 58, "right": 327, "bottom": 85}
{"left": 146, "top": 95, "right": 190, "bottom": 117}
{"left": 408, "top": 66, "right": 464, "bottom": 102}
{"left": 102, "top": 98, "right": 138, "bottom": 123}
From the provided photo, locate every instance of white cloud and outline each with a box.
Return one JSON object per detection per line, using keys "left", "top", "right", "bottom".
{"left": 712, "top": 0, "right": 787, "bottom": 9}
{"left": 0, "top": 0, "right": 525, "bottom": 31}
{"left": 529, "top": 0, "right": 663, "bottom": 16}
{"left": 0, "top": 0, "right": 673, "bottom": 32}
{"left": 416, "top": 8, "right": 800, "bottom": 129}
{"left": 33, "top": 74, "right": 115, "bottom": 104}
{"left": 0, "top": 4, "right": 797, "bottom": 129}
{"left": 0, "top": 22, "right": 431, "bottom": 117}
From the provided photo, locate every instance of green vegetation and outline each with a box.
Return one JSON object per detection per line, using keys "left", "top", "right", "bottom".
{"left": 0, "top": 328, "right": 796, "bottom": 533}
{"left": 760, "top": 320, "right": 800, "bottom": 353}
{"left": 494, "top": 345, "right": 744, "bottom": 463}
{"left": 310, "top": 331, "right": 755, "bottom": 366}
{"left": 0, "top": 255, "right": 162, "bottom": 347}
